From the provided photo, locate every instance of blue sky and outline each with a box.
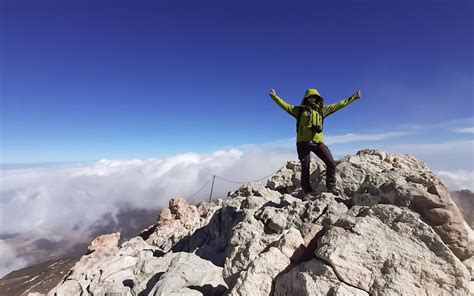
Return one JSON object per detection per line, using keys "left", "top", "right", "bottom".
{"left": 1, "top": 0, "right": 473, "bottom": 163}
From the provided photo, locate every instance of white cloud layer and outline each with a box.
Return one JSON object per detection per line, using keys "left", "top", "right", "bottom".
{"left": 380, "top": 140, "right": 474, "bottom": 154}
{"left": 324, "top": 132, "right": 409, "bottom": 145}
{"left": 0, "top": 240, "right": 29, "bottom": 279}
{"left": 453, "top": 127, "right": 474, "bottom": 134}
{"left": 435, "top": 170, "right": 474, "bottom": 192}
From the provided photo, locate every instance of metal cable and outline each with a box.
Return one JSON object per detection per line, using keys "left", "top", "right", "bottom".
{"left": 187, "top": 177, "right": 213, "bottom": 200}
{"left": 185, "top": 167, "right": 282, "bottom": 201}
{"left": 214, "top": 169, "right": 279, "bottom": 184}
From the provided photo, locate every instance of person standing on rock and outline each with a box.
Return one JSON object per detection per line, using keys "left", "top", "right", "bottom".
{"left": 269, "top": 88, "right": 361, "bottom": 195}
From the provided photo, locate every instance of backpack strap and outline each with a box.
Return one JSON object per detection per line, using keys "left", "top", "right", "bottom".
{"left": 296, "top": 106, "right": 305, "bottom": 133}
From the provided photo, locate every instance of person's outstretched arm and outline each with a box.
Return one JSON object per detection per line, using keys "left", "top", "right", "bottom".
{"left": 323, "top": 90, "right": 361, "bottom": 117}
{"left": 269, "top": 89, "right": 298, "bottom": 117}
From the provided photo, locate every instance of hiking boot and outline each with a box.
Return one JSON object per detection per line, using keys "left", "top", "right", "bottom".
{"left": 302, "top": 193, "right": 313, "bottom": 201}
{"left": 326, "top": 185, "right": 341, "bottom": 196}
{"left": 335, "top": 197, "right": 354, "bottom": 208}
{"left": 297, "top": 188, "right": 313, "bottom": 201}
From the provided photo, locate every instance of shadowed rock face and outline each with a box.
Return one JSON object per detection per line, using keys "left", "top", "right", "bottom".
{"left": 3, "top": 149, "right": 474, "bottom": 296}
{"left": 171, "top": 206, "right": 246, "bottom": 266}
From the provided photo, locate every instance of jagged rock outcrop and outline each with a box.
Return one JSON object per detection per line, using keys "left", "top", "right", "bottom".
{"left": 47, "top": 233, "right": 227, "bottom": 296}
{"left": 269, "top": 149, "right": 474, "bottom": 260}
{"left": 26, "top": 149, "right": 473, "bottom": 295}
{"left": 274, "top": 259, "right": 369, "bottom": 296}
{"left": 314, "top": 205, "right": 469, "bottom": 295}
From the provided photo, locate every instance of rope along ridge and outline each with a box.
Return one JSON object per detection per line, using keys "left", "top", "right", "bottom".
{"left": 186, "top": 168, "right": 282, "bottom": 201}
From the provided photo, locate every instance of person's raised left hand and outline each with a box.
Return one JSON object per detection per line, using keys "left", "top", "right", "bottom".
{"left": 353, "top": 90, "right": 361, "bottom": 99}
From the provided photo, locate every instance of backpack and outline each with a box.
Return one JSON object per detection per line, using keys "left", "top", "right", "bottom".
{"left": 296, "top": 106, "right": 323, "bottom": 134}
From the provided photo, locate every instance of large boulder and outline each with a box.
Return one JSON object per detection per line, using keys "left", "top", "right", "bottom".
{"left": 148, "top": 252, "right": 227, "bottom": 296}
{"left": 315, "top": 205, "right": 470, "bottom": 295}
{"left": 337, "top": 149, "right": 474, "bottom": 260}
{"left": 274, "top": 259, "right": 369, "bottom": 296}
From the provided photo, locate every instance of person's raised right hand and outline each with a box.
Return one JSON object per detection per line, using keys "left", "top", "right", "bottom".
{"left": 269, "top": 89, "right": 277, "bottom": 97}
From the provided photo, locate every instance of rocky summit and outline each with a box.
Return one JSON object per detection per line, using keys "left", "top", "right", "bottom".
{"left": 5, "top": 149, "right": 474, "bottom": 295}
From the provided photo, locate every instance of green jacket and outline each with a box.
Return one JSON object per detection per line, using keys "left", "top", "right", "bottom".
{"left": 270, "top": 88, "right": 359, "bottom": 143}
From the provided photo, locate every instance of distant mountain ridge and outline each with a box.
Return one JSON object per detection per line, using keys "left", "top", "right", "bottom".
{"left": 1, "top": 149, "right": 473, "bottom": 295}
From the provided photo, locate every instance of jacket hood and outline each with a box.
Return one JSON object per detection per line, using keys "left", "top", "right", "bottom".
{"left": 301, "top": 88, "right": 324, "bottom": 106}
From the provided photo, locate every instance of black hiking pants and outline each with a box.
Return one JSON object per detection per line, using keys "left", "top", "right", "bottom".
{"left": 296, "top": 141, "right": 336, "bottom": 193}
